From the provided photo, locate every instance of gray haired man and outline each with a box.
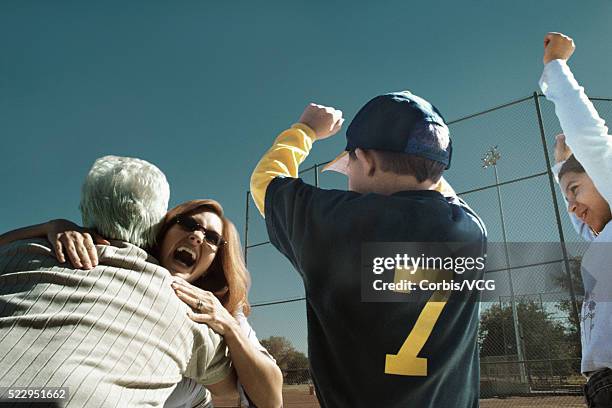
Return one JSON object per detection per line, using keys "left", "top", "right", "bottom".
{"left": 0, "top": 156, "right": 235, "bottom": 407}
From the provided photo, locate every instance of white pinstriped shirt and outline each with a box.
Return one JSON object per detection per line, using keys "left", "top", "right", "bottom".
{"left": 0, "top": 239, "right": 232, "bottom": 407}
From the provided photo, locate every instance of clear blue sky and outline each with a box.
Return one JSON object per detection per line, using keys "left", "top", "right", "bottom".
{"left": 2, "top": 0, "right": 611, "bottom": 352}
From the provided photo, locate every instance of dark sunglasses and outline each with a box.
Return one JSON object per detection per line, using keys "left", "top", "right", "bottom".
{"left": 173, "top": 215, "right": 227, "bottom": 247}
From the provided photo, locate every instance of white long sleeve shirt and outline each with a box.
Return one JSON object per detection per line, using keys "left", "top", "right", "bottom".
{"left": 540, "top": 59, "right": 612, "bottom": 374}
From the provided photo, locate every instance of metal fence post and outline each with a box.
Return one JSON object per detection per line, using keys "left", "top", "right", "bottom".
{"left": 532, "top": 92, "right": 581, "bottom": 334}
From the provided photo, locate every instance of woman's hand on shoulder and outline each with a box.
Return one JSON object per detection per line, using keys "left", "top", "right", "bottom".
{"left": 46, "top": 219, "right": 110, "bottom": 269}
{"left": 170, "top": 278, "right": 238, "bottom": 336}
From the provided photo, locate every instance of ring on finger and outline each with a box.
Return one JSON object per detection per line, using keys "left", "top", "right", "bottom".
{"left": 196, "top": 299, "right": 204, "bottom": 312}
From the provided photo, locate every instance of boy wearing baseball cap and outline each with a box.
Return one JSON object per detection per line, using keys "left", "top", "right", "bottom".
{"left": 250, "top": 91, "right": 486, "bottom": 408}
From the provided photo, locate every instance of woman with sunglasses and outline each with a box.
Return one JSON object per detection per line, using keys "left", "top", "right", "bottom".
{"left": 0, "top": 199, "right": 283, "bottom": 408}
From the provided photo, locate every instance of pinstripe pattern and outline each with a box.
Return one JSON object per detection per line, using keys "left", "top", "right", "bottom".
{"left": 0, "top": 239, "right": 232, "bottom": 407}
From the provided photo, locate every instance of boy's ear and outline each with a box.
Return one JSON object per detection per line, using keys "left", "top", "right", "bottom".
{"left": 355, "top": 148, "right": 377, "bottom": 177}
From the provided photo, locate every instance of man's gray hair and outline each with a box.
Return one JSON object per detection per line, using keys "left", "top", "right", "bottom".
{"left": 79, "top": 155, "right": 170, "bottom": 249}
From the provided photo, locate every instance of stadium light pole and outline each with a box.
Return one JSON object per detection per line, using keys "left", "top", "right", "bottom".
{"left": 482, "top": 146, "right": 528, "bottom": 384}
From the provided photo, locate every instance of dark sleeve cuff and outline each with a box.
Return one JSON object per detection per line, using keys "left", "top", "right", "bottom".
{"left": 264, "top": 176, "right": 288, "bottom": 249}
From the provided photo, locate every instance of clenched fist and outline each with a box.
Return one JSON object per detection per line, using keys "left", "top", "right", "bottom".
{"left": 543, "top": 32, "right": 575, "bottom": 65}
{"left": 299, "top": 103, "right": 344, "bottom": 140}
{"left": 554, "top": 133, "right": 572, "bottom": 164}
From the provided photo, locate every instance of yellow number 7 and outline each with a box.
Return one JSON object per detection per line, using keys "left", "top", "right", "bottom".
{"left": 385, "top": 268, "right": 450, "bottom": 376}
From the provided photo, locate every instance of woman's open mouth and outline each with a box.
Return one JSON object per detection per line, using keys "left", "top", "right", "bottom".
{"left": 173, "top": 246, "right": 197, "bottom": 267}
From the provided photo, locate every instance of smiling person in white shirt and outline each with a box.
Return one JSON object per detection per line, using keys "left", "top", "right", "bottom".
{"left": 540, "top": 32, "right": 612, "bottom": 407}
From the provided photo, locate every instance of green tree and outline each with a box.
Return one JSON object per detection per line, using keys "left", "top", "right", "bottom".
{"left": 479, "top": 300, "right": 578, "bottom": 376}
{"left": 260, "top": 336, "right": 295, "bottom": 369}
{"left": 552, "top": 256, "right": 583, "bottom": 345}
{"left": 260, "top": 336, "right": 310, "bottom": 384}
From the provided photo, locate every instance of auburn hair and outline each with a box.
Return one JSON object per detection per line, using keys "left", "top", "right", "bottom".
{"left": 155, "top": 199, "right": 251, "bottom": 316}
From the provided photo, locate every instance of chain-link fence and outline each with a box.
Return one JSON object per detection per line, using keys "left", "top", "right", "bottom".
{"left": 241, "top": 93, "right": 612, "bottom": 406}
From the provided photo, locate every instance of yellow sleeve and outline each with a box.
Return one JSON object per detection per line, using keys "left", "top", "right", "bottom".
{"left": 250, "top": 123, "right": 316, "bottom": 217}
{"left": 434, "top": 177, "right": 457, "bottom": 197}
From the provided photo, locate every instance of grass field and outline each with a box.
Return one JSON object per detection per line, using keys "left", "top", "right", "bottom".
{"left": 212, "top": 385, "right": 587, "bottom": 407}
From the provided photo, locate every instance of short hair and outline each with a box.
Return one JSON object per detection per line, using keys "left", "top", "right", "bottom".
{"left": 373, "top": 152, "right": 446, "bottom": 182}
{"left": 79, "top": 155, "right": 170, "bottom": 249}
{"left": 558, "top": 154, "right": 586, "bottom": 181}
{"left": 349, "top": 122, "right": 449, "bottom": 183}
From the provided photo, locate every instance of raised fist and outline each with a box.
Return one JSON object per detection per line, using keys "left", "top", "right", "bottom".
{"left": 543, "top": 32, "right": 575, "bottom": 65}
{"left": 298, "top": 103, "right": 344, "bottom": 140}
{"left": 554, "top": 133, "right": 572, "bottom": 164}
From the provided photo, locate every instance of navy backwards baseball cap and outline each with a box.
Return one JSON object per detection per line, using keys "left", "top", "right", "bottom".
{"left": 322, "top": 91, "right": 452, "bottom": 174}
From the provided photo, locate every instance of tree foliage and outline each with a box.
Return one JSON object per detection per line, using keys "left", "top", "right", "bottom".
{"left": 260, "top": 336, "right": 310, "bottom": 384}
{"left": 479, "top": 299, "right": 580, "bottom": 376}
{"left": 552, "top": 256, "right": 583, "bottom": 344}
{"left": 480, "top": 301, "right": 574, "bottom": 358}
